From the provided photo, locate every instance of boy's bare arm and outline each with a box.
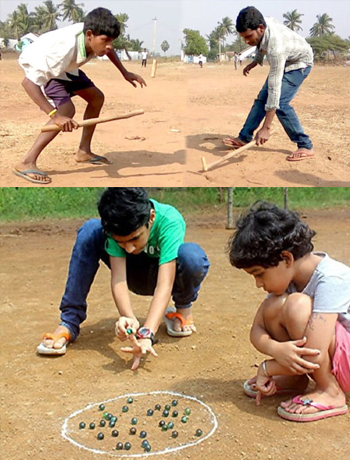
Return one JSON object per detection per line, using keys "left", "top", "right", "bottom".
{"left": 106, "top": 50, "right": 146, "bottom": 88}
{"left": 143, "top": 260, "right": 176, "bottom": 333}
{"left": 110, "top": 256, "right": 134, "bottom": 316}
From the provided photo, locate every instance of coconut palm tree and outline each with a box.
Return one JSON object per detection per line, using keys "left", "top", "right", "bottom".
{"left": 33, "top": 1, "right": 60, "bottom": 33}
{"left": 217, "top": 16, "right": 235, "bottom": 51}
{"left": 59, "top": 0, "right": 85, "bottom": 23}
{"left": 310, "top": 13, "right": 335, "bottom": 37}
{"left": 283, "top": 9, "right": 304, "bottom": 32}
{"left": 8, "top": 4, "right": 32, "bottom": 39}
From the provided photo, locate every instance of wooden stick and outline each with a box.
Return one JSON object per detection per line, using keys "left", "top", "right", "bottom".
{"left": 201, "top": 132, "right": 273, "bottom": 172}
{"left": 41, "top": 109, "right": 144, "bottom": 132}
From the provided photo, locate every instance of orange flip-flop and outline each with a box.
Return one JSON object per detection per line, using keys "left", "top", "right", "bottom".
{"left": 164, "top": 306, "right": 195, "bottom": 337}
{"left": 37, "top": 331, "right": 71, "bottom": 355}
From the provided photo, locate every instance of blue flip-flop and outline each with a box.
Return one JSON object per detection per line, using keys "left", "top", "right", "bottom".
{"left": 78, "top": 155, "right": 112, "bottom": 165}
{"left": 13, "top": 169, "right": 52, "bottom": 184}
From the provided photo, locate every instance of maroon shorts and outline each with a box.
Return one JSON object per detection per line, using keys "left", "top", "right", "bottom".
{"left": 43, "top": 70, "right": 95, "bottom": 107}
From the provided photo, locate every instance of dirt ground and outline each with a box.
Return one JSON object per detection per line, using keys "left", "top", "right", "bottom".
{"left": 1, "top": 208, "right": 350, "bottom": 460}
{"left": 1, "top": 56, "right": 350, "bottom": 187}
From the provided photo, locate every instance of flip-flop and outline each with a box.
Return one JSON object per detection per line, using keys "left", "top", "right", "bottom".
{"left": 243, "top": 379, "right": 299, "bottom": 398}
{"left": 13, "top": 169, "right": 52, "bottom": 184}
{"left": 277, "top": 395, "right": 348, "bottom": 422}
{"left": 164, "top": 306, "right": 194, "bottom": 337}
{"left": 286, "top": 149, "right": 314, "bottom": 162}
{"left": 37, "top": 331, "right": 71, "bottom": 355}
{"left": 222, "top": 137, "right": 248, "bottom": 149}
{"left": 76, "top": 155, "right": 112, "bottom": 165}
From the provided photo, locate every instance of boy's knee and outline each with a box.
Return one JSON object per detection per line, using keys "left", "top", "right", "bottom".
{"left": 178, "top": 243, "right": 209, "bottom": 278}
{"left": 77, "top": 219, "right": 103, "bottom": 244}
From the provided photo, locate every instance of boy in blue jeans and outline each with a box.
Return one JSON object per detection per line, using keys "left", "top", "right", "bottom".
{"left": 224, "top": 6, "right": 314, "bottom": 161}
{"left": 37, "top": 188, "right": 210, "bottom": 370}
{"left": 15, "top": 8, "right": 146, "bottom": 185}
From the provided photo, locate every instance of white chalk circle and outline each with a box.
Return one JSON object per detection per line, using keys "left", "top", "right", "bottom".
{"left": 62, "top": 391, "right": 218, "bottom": 457}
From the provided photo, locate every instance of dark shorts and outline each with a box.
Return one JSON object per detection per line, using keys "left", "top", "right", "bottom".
{"left": 43, "top": 70, "right": 95, "bottom": 107}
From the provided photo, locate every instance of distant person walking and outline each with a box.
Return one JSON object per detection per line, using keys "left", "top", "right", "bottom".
{"left": 198, "top": 54, "right": 203, "bottom": 68}
{"left": 238, "top": 53, "right": 243, "bottom": 66}
{"left": 141, "top": 48, "right": 148, "bottom": 67}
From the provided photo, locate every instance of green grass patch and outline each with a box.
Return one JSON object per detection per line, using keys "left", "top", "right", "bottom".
{"left": 0, "top": 187, "right": 349, "bottom": 223}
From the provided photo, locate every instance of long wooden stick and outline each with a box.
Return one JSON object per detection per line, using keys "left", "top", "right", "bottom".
{"left": 41, "top": 109, "right": 144, "bottom": 132}
{"left": 201, "top": 132, "right": 273, "bottom": 172}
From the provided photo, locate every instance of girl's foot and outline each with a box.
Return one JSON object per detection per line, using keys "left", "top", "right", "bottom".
{"left": 280, "top": 388, "right": 346, "bottom": 416}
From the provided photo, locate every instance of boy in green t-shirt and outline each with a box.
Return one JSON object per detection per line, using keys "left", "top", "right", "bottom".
{"left": 37, "top": 188, "right": 210, "bottom": 370}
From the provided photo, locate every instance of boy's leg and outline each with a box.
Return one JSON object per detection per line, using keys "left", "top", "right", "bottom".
{"left": 14, "top": 100, "right": 76, "bottom": 184}
{"left": 276, "top": 67, "right": 314, "bottom": 154}
{"left": 43, "top": 219, "right": 109, "bottom": 348}
{"left": 125, "top": 243, "right": 210, "bottom": 332}
{"left": 171, "top": 243, "right": 210, "bottom": 331}
{"left": 72, "top": 85, "right": 110, "bottom": 165}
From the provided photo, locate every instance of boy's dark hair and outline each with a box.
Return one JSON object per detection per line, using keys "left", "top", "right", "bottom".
{"left": 236, "top": 6, "right": 266, "bottom": 33}
{"left": 83, "top": 8, "right": 120, "bottom": 39}
{"left": 228, "top": 201, "right": 316, "bottom": 269}
{"left": 98, "top": 188, "right": 152, "bottom": 236}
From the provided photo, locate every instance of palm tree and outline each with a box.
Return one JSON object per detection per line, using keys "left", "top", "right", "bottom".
{"left": 217, "top": 16, "right": 234, "bottom": 51}
{"left": 283, "top": 9, "right": 304, "bottom": 32}
{"left": 33, "top": 1, "right": 60, "bottom": 33}
{"left": 59, "top": 0, "right": 85, "bottom": 23}
{"left": 8, "top": 4, "right": 32, "bottom": 39}
{"left": 130, "top": 38, "right": 144, "bottom": 51}
{"left": 309, "top": 13, "right": 335, "bottom": 37}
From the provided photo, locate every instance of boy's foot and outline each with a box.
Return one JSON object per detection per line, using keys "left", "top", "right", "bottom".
{"left": 164, "top": 306, "right": 196, "bottom": 337}
{"left": 13, "top": 162, "right": 52, "bottom": 184}
{"left": 222, "top": 137, "right": 248, "bottom": 149}
{"left": 278, "top": 390, "right": 348, "bottom": 422}
{"left": 37, "top": 325, "right": 71, "bottom": 355}
{"left": 74, "top": 150, "right": 112, "bottom": 165}
{"left": 286, "top": 148, "right": 315, "bottom": 162}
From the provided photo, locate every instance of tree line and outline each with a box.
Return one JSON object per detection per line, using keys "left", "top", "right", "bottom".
{"left": 183, "top": 10, "right": 349, "bottom": 62}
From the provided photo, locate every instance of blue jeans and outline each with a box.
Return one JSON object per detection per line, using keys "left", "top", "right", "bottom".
{"left": 59, "top": 219, "right": 210, "bottom": 341}
{"left": 239, "top": 66, "right": 313, "bottom": 150}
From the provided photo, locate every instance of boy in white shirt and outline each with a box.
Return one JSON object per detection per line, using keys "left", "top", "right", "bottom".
{"left": 14, "top": 8, "right": 146, "bottom": 184}
{"left": 141, "top": 48, "right": 148, "bottom": 67}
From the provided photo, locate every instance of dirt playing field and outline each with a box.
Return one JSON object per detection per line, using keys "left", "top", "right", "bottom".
{"left": 1, "top": 208, "right": 349, "bottom": 460}
{"left": 1, "top": 56, "right": 350, "bottom": 187}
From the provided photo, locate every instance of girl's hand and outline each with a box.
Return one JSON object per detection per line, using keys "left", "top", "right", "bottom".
{"left": 115, "top": 317, "right": 139, "bottom": 341}
{"left": 274, "top": 337, "right": 320, "bottom": 374}
{"left": 255, "top": 366, "right": 277, "bottom": 406}
{"left": 121, "top": 335, "right": 158, "bottom": 371}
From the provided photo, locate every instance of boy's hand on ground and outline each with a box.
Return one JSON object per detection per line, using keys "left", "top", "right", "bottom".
{"left": 121, "top": 336, "right": 158, "bottom": 371}
{"left": 255, "top": 127, "right": 270, "bottom": 145}
{"left": 243, "top": 62, "right": 257, "bottom": 77}
{"left": 115, "top": 317, "right": 139, "bottom": 342}
{"left": 51, "top": 113, "right": 79, "bottom": 132}
{"left": 274, "top": 337, "right": 320, "bottom": 374}
{"left": 124, "top": 71, "right": 147, "bottom": 88}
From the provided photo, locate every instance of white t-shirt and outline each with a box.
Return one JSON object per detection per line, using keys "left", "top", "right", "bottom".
{"left": 18, "top": 23, "right": 93, "bottom": 86}
{"left": 287, "top": 252, "right": 350, "bottom": 331}
{"left": 141, "top": 51, "right": 148, "bottom": 60}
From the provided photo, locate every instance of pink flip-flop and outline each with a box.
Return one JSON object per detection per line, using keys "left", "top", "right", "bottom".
{"left": 286, "top": 148, "right": 314, "bottom": 162}
{"left": 277, "top": 395, "right": 348, "bottom": 422}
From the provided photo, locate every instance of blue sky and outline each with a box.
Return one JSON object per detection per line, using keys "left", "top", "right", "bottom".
{"left": 1, "top": 0, "right": 349, "bottom": 54}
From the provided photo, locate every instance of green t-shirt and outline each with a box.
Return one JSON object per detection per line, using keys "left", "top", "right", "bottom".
{"left": 105, "top": 199, "right": 186, "bottom": 265}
